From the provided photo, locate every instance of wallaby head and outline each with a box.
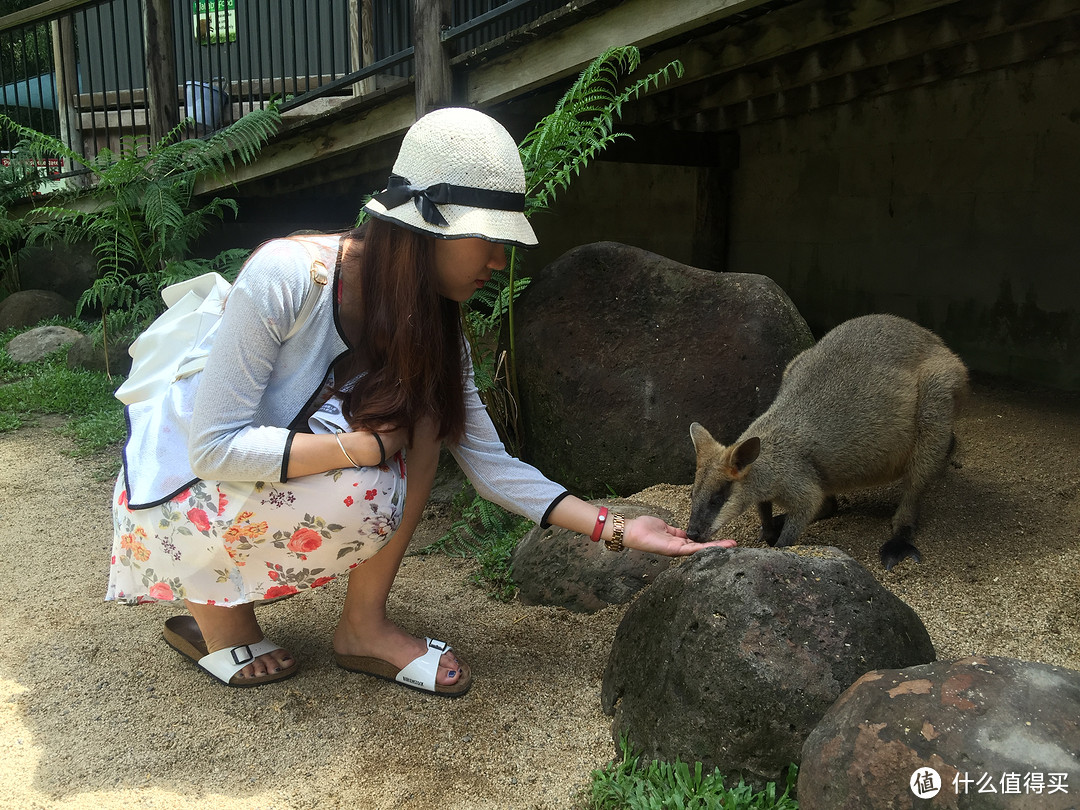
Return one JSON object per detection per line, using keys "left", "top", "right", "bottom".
{"left": 686, "top": 422, "right": 762, "bottom": 541}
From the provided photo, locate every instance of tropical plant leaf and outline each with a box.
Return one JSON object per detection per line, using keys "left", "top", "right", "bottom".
{"left": 520, "top": 46, "right": 683, "bottom": 216}
{"left": 0, "top": 103, "right": 281, "bottom": 342}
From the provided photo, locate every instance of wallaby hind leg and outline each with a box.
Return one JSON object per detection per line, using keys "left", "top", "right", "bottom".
{"left": 881, "top": 365, "right": 964, "bottom": 570}
{"left": 881, "top": 437, "right": 950, "bottom": 570}
{"left": 815, "top": 495, "right": 839, "bottom": 521}
{"left": 881, "top": 526, "right": 922, "bottom": 571}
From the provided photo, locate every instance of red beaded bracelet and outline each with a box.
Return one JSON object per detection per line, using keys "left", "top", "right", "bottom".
{"left": 590, "top": 506, "right": 609, "bottom": 542}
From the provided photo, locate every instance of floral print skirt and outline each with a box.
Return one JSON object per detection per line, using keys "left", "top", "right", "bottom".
{"left": 106, "top": 453, "right": 407, "bottom": 606}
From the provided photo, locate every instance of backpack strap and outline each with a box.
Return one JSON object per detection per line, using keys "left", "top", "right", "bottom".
{"left": 282, "top": 235, "right": 334, "bottom": 341}
{"left": 284, "top": 257, "right": 329, "bottom": 340}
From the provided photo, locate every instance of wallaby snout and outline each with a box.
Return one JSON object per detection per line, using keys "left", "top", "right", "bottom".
{"left": 687, "top": 314, "right": 968, "bottom": 569}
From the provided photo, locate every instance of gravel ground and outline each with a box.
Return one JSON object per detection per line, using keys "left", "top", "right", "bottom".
{"left": 1, "top": 374, "right": 1077, "bottom": 809}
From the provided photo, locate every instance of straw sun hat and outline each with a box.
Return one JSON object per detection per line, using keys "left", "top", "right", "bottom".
{"left": 363, "top": 107, "right": 538, "bottom": 247}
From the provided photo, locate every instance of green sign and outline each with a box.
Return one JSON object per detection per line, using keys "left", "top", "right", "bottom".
{"left": 193, "top": 0, "right": 237, "bottom": 45}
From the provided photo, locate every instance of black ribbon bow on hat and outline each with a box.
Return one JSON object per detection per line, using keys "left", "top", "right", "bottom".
{"left": 371, "top": 174, "right": 525, "bottom": 227}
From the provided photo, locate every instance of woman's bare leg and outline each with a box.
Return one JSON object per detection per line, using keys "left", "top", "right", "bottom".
{"left": 183, "top": 600, "right": 295, "bottom": 680}
{"left": 332, "top": 421, "right": 462, "bottom": 685}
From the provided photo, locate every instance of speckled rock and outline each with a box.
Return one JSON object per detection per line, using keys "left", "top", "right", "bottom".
{"left": 600, "top": 545, "right": 935, "bottom": 789}
{"left": 799, "top": 655, "right": 1080, "bottom": 809}
{"left": 511, "top": 241, "right": 813, "bottom": 496}
{"left": 5, "top": 324, "right": 83, "bottom": 363}
{"left": 0, "top": 290, "right": 75, "bottom": 330}
{"left": 510, "top": 498, "right": 678, "bottom": 613}
{"left": 66, "top": 332, "right": 134, "bottom": 376}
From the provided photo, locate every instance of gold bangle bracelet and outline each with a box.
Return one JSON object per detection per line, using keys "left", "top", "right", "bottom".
{"left": 605, "top": 511, "right": 625, "bottom": 552}
{"left": 335, "top": 429, "right": 362, "bottom": 468}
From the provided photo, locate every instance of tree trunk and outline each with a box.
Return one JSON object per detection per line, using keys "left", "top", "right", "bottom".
{"left": 143, "top": 0, "right": 179, "bottom": 144}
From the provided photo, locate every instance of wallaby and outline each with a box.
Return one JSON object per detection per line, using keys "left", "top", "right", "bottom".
{"left": 687, "top": 314, "right": 968, "bottom": 570}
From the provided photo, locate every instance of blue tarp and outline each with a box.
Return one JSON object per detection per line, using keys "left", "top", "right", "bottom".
{"left": 0, "top": 71, "right": 74, "bottom": 111}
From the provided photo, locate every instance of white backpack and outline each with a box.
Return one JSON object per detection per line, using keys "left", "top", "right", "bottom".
{"left": 114, "top": 244, "right": 329, "bottom": 406}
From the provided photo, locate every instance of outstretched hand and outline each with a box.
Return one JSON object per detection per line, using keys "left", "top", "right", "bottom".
{"left": 623, "top": 515, "right": 737, "bottom": 557}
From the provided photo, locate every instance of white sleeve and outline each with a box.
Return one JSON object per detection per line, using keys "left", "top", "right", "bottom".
{"left": 187, "top": 240, "right": 314, "bottom": 483}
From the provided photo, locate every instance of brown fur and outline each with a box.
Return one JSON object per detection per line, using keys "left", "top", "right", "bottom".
{"left": 687, "top": 314, "right": 969, "bottom": 570}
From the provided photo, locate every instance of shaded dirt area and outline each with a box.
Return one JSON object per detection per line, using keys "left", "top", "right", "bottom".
{"left": 1, "top": 374, "right": 1077, "bottom": 809}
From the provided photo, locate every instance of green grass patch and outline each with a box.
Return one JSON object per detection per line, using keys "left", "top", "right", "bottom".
{"left": 585, "top": 736, "right": 799, "bottom": 810}
{"left": 1, "top": 322, "right": 126, "bottom": 465}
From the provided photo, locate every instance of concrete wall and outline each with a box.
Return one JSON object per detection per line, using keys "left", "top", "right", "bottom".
{"left": 520, "top": 54, "right": 1080, "bottom": 390}
{"left": 204, "top": 50, "right": 1078, "bottom": 390}
{"left": 526, "top": 161, "right": 703, "bottom": 276}
{"left": 728, "top": 55, "right": 1080, "bottom": 390}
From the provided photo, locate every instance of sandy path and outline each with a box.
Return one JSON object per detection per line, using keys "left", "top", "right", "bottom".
{"left": 2, "top": 376, "right": 1078, "bottom": 809}
{"left": 0, "top": 420, "right": 620, "bottom": 810}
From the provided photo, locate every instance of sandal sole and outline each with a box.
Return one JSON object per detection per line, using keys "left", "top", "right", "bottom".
{"left": 163, "top": 615, "right": 298, "bottom": 688}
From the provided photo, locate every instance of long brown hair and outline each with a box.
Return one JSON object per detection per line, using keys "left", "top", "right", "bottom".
{"left": 335, "top": 217, "right": 466, "bottom": 444}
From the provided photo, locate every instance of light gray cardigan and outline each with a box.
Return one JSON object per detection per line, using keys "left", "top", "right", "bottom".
{"left": 122, "top": 234, "right": 567, "bottom": 524}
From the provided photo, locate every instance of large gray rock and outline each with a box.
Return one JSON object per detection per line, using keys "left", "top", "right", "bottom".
{"left": 600, "top": 546, "right": 935, "bottom": 790}
{"left": 0, "top": 289, "right": 75, "bottom": 330}
{"left": 800, "top": 655, "right": 1080, "bottom": 810}
{"left": 16, "top": 241, "right": 97, "bottom": 302}
{"left": 511, "top": 498, "right": 678, "bottom": 613}
{"left": 65, "top": 332, "right": 133, "bottom": 377}
{"left": 512, "top": 242, "right": 813, "bottom": 496}
{"left": 4, "top": 325, "right": 83, "bottom": 363}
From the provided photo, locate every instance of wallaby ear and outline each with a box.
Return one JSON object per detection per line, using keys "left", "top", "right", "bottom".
{"left": 689, "top": 422, "right": 714, "bottom": 452}
{"left": 727, "top": 436, "right": 761, "bottom": 476}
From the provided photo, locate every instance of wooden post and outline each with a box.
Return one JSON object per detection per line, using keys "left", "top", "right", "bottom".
{"left": 350, "top": 0, "right": 377, "bottom": 97}
{"left": 143, "top": 0, "right": 179, "bottom": 144}
{"left": 50, "top": 17, "right": 82, "bottom": 173}
{"left": 413, "top": 0, "right": 453, "bottom": 117}
{"left": 361, "top": 0, "right": 376, "bottom": 96}
{"left": 349, "top": 0, "right": 360, "bottom": 95}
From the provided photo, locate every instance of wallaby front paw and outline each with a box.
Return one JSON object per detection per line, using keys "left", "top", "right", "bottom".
{"left": 759, "top": 513, "right": 787, "bottom": 546}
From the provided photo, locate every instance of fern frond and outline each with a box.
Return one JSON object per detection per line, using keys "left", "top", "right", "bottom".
{"left": 470, "top": 348, "right": 497, "bottom": 393}
{"left": 465, "top": 270, "right": 531, "bottom": 338}
{"left": 164, "top": 247, "right": 251, "bottom": 286}
{"left": 195, "top": 103, "right": 283, "bottom": 173}
{"left": 425, "top": 489, "right": 529, "bottom": 555}
{"left": 420, "top": 486, "right": 532, "bottom": 600}
{"left": 519, "top": 46, "right": 683, "bottom": 214}
{"left": 141, "top": 185, "right": 189, "bottom": 239}
{"left": 2, "top": 102, "right": 280, "bottom": 330}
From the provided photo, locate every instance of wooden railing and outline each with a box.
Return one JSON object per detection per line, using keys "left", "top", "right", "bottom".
{"left": 0, "top": 0, "right": 566, "bottom": 179}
